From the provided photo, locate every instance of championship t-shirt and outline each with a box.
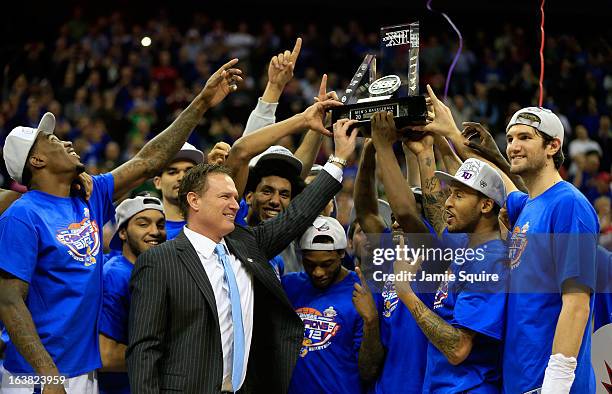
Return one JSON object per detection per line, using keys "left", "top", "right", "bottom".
{"left": 503, "top": 182, "right": 599, "bottom": 394}
{"left": 423, "top": 239, "right": 508, "bottom": 393}
{"left": 164, "top": 219, "right": 185, "bottom": 240}
{"left": 283, "top": 271, "right": 364, "bottom": 394}
{"left": 0, "top": 174, "right": 115, "bottom": 377}
{"left": 98, "top": 254, "right": 133, "bottom": 394}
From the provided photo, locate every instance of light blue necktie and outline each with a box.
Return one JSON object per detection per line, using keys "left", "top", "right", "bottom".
{"left": 214, "top": 243, "right": 245, "bottom": 392}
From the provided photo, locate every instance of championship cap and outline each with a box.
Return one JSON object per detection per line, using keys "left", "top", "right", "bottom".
{"left": 435, "top": 158, "right": 506, "bottom": 207}
{"left": 300, "top": 216, "right": 347, "bottom": 251}
{"left": 172, "top": 142, "right": 204, "bottom": 165}
{"left": 506, "top": 107, "right": 564, "bottom": 145}
{"left": 3, "top": 112, "right": 56, "bottom": 184}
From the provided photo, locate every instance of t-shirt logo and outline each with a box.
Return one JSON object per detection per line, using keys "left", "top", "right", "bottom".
{"left": 433, "top": 280, "right": 449, "bottom": 309}
{"left": 296, "top": 306, "right": 341, "bottom": 357}
{"left": 509, "top": 222, "right": 530, "bottom": 269}
{"left": 382, "top": 280, "right": 399, "bottom": 318}
{"left": 56, "top": 209, "right": 100, "bottom": 266}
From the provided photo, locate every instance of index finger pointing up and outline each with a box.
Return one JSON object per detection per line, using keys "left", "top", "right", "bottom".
{"left": 290, "top": 37, "right": 302, "bottom": 62}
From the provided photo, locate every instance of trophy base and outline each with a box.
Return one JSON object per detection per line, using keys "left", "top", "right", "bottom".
{"left": 331, "top": 95, "right": 427, "bottom": 137}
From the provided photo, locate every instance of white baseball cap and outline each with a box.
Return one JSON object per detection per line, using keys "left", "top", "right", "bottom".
{"left": 249, "top": 145, "right": 303, "bottom": 176}
{"left": 506, "top": 107, "right": 564, "bottom": 145}
{"left": 300, "top": 216, "right": 347, "bottom": 251}
{"left": 435, "top": 158, "right": 506, "bottom": 208}
{"left": 3, "top": 112, "right": 56, "bottom": 184}
{"left": 110, "top": 196, "right": 165, "bottom": 250}
{"left": 172, "top": 142, "right": 204, "bottom": 165}
{"left": 348, "top": 199, "right": 394, "bottom": 229}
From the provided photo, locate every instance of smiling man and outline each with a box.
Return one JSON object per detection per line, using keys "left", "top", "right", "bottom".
{"left": 98, "top": 196, "right": 166, "bottom": 394}
{"left": 501, "top": 107, "right": 599, "bottom": 394}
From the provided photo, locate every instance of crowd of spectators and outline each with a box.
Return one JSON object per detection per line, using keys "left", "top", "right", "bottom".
{"left": 0, "top": 7, "right": 610, "bottom": 247}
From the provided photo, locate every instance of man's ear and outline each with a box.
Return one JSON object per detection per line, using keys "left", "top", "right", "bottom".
{"left": 186, "top": 191, "right": 200, "bottom": 213}
{"left": 28, "top": 152, "right": 47, "bottom": 170}
{"left": 546, "top": 138, "right": 562, "bottom": 157}
{"left": 153, "top": 176, "right": 162, "bottom": 190}
{"left": 245, "top": 191, "right": 253, "bottom": 206}
{"left": 119, "top": 227, "right": 128, "bottom": 242}
{"left": 480, "top": 198, "right": 495, "bottom": 215}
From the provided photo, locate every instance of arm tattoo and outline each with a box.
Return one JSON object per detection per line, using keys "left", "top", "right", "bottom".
{"left": 135, "top": 99, "right": 207, "bottom": 176}
{"left": 113, "top": 97, "right": 208, "bottom": 194}
{"left": 408, "top": 293, "right": 469, "bottom": 362}
{"left": 422, "top": 175, "right": 447, "bottom": 235}
{"left": 358, "top": 320, "right": 385, "bottom": 382}
{"left": 0, "top": 276, "right": 58, "bottom": 373}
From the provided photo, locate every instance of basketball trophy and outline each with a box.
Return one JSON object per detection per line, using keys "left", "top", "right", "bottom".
{"left": 331, "top": 22, "right": 427, "bottom": 136}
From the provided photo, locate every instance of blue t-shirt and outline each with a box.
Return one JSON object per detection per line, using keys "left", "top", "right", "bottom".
{"left": 283, "top": 271, "right": 364, "bottom": 394}
{"left": 594, "top": 246, "right": 612, "bottom": 331}
{"left": 98, "top": 254, "right": 133, "bottom": 394}
{"left": 372, "top": 226, "right": 433, "bottom": 394}
{"left": 165, "top": 219, "right": 185, "bottom": 240}
{"left": 423, "top": 239, "right": 508, "bottom": 394}
{"left": 0, "top": 174, "right": 115, "bottom": 377}
{"left": 503, "top": 182, "right": 599, "bottom": 394}
{"left": 235, "top": 198, "right": 249, "bottom": 226}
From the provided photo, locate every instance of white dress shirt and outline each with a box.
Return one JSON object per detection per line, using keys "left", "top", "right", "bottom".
{"left": 183, "top": 227, "right": 254, "bottom": 391}
{"left": 181, "top": 162, "right": 342, "bottom": 390}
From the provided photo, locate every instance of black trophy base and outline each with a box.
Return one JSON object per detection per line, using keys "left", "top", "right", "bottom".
{"left": 330, "top": 95, "right": 427, "bottom": 137}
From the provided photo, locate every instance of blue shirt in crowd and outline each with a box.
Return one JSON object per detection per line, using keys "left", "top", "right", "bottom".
{"left": 164, "top": 219, "right": 185, "bottom": 240}
{"left": 283, "top": 271, "right": 364, "bottom": 394}
{"left": 0, "top": 174, "right": 115, "bottom": 377}
{"left": 503, "top": 182, "right": 599, "bottom": 394}
{"left": 98, "top": 254, "right": 133, "bottom": 394}
{"left": 422, "top": 238, "right": 508, "bottom": 394}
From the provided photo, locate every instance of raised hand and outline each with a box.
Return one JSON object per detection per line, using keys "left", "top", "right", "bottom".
{"left": 404, "top": 132, "right": 434, "bottom": 156}
{"left": 268, "top": 38, "right": 302, "bottom": 89}
{"left": 199, "top": 58, "right": 243, "bottom": 109}
{"left": 411, "top": 85, "right": 461, "bottom": 138}
{"left": 352, "top": 266, "right": 378, "bottom": 324}
{"left": 371, "top": 111, "right": 402, "bottom": 148}
{"left": 461, "top": 122, "right": 507, "bottom": 165}
{"left": 207, "top": 141, "right": 231, "bottom": 165}
{"left": 313, "top": 74, "right": 340, "bottom": 128}
{"left": 393, "top": 235, "right": 421, "bottom": 298}
{"left": 301, "top": 98, "right": 343, "bottom": 136}
{"left": 332, "top": 118, "right": 359, "bottom": 161}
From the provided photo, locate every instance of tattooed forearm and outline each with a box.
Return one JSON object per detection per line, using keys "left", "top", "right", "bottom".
{"left": 399, "top": 291, "right": 473, "bottom": 365}
{"left": 136, "top": 97, "right": 208, "bottom": 176}
{"left": 418, "top": 150, "right": 448, "bottom": 235}
{"left": 422, "top": 188, "right": 448, "bottom": 235}
{"left": 111, "top": 95, "right": 209, "bottom": 197}
{"left": 358, "top": 319, "right": 385, "bottom": 382}
{"left": 0, "top": 276, "right": 59, "bottom": 374}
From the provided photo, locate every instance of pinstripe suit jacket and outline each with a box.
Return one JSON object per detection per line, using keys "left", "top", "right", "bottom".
{"left": 127, "top": 170, "right": 342, "bottom": 393}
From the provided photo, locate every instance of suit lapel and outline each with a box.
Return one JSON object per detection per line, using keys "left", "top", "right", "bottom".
{"left": 174, "top": 231, "right": 219, "bottom": 319}
{"left": 225, "top": 233, "right": 294, "bottom": 310}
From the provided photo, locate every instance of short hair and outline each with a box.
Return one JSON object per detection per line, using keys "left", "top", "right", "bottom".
{"left": 245, "top": 160, "right": 305, "bottom": 198}
{"left": 535, "top": 130, "right": 565, "bottom": 169}
{"left": 178, "top": 163, "right": 233, "bottom": 220}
